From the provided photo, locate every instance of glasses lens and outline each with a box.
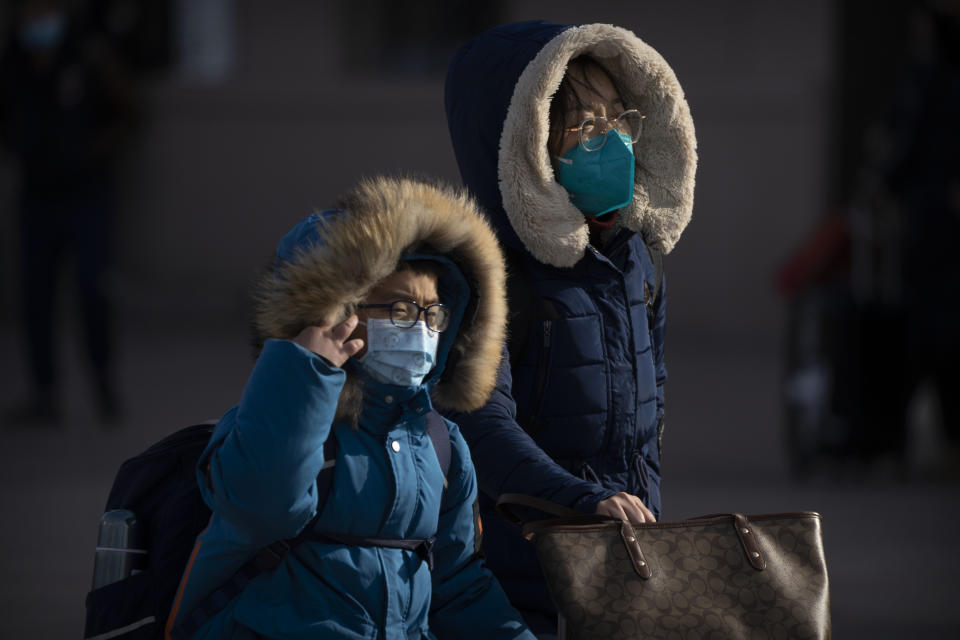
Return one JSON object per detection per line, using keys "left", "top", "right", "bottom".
{"left": 390, "top": 301, "right": 418, "bottom": 328}
{"left": 425, "top": 304, "right": 450, "bottom": 332}
{"left": 613, "top": 110, "right": 643, "bottom": 142}
{"left": 580, "top": 118, "right": 607, "bottom": 151}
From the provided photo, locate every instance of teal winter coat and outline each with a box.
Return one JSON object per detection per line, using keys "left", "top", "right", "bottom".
{"left": 168, "top": 178, "right": 532, "bottom": 640}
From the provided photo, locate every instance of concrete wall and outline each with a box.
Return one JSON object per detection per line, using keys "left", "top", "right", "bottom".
{"left": 1, "top": 0, "right": 835, "bottom": 353}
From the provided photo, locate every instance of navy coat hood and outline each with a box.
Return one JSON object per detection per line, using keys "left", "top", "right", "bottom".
{"left": 445, "top": 21, "right": 697, "bottom": 267}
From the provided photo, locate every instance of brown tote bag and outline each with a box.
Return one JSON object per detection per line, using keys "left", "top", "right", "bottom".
{"left": 496, "top": 494, "right": 830, "bottom": 640}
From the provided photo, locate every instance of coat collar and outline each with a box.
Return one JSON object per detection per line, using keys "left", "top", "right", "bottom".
{"left": 356, "top": 376, "right": 434, "bottom": 435}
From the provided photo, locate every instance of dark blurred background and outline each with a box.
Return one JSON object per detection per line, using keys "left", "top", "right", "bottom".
{"left": 0, "top": 0, "right": 957, "bottom": 638}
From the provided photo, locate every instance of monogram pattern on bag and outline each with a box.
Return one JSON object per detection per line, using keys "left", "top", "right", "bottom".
{"left": 536, "top": 517, "right": 830, "bottom": 640}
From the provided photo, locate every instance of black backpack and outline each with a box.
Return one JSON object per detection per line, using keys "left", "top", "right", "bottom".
{"left": 83, "top": 414, "right": 451, "bottom": 640}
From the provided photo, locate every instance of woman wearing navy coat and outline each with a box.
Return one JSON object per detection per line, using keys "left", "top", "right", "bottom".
{"left": 444, "top": 21, "right": 698, "bottom": 635}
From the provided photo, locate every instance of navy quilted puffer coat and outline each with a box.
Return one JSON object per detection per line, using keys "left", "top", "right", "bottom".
{"left": 443, "top": 20, "right": 697, "bottom": 631}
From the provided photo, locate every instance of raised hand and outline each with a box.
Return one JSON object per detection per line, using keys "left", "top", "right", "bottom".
{"left": 292, "top": 314, "right": 364, "bottom": 368}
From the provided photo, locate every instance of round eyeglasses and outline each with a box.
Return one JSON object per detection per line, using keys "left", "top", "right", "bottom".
{"left": 563, "top": 109, "right": 645, "bottom": 152}
{"left": 357, "top": 300, "right": 451, "bottom": 332}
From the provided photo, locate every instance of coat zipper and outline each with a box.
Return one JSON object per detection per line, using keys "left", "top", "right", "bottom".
{"left": 633, "top": 450, "right": 650, "bottom": 495}
{"left": 605, "top": 231, "right": 632, "bottom": 261}
{"left": 527, "top": 320, "right": 552, "bottom": 433}
{"left": 657, "top": 413, "right": 665, "bottom": 461}
{"left": 579, "top": 462, "right": 600, "bottom": 485}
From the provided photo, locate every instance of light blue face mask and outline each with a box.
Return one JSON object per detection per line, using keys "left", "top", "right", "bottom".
{"left": 358, "top": 319, "right": 439, "bottom": 387}
{"left": 555, "top": 130, "right": 636, "bottom": 217}
{"left": 19, "top": 13, "right": 68, "bottom": 52}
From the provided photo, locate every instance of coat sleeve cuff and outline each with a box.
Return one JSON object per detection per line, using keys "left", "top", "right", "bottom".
{"left": 572, "top": 487, "right": 618, "bottom": 515}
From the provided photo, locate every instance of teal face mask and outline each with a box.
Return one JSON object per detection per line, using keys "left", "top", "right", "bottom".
{"left": 555, "top": 131, "right": 636, "bottom": 217}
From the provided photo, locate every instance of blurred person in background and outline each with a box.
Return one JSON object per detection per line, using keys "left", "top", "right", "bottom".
{"left": 777, "top": 0, "right": 960, "bottom": 476}
{"left": 884, "top": 0, "right": 960, "bottom": 464}
{"left": 444, "top": 21, "right": 696, "bottom": 636}
{"left": 0, "top": 0, "right": 138, "bottom": 425}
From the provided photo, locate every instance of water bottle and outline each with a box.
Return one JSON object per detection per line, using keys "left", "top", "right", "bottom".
{"left": 91, "top": 509, "right": 146, "bottom": 589}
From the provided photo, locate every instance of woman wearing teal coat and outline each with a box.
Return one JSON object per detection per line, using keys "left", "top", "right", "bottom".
{"left": 166, "top": 177, "right": 534, "bottom": 640}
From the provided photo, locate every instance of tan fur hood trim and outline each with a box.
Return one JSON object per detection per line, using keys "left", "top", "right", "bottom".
{"left": 499, "top": 23, "right": 697, "bottom": 267}
{"left": 253, "top": 177, "right": 507, "bottom": 419}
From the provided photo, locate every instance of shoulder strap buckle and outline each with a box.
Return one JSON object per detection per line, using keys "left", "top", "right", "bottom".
{"left": 417, "top": 536, "right": 437, "bottom": 571}
{"left": 252, "top": 539, "right": 291, "bottom": 570}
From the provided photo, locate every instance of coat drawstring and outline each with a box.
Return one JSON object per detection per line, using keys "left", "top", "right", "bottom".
{"left": 579, "top": 463, "right": 600, "bottom": 485}
{"left": 633, "top": 451, "right": 651, "bottom": 495}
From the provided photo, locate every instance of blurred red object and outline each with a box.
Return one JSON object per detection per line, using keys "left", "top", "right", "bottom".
{"left": 775, "top": 212, "right": 851, "bottom": 296}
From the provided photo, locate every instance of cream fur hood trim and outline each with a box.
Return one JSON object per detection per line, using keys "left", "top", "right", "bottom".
{"left": 498, "top": 23, "right": 697, "bottom": 267}
{"left": 252, "top": 177, "right": 507, "bottom": 421}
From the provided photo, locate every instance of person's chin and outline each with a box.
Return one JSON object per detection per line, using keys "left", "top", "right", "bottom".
{"left": 587, "top": 211, "right": 619, "bottom": 226}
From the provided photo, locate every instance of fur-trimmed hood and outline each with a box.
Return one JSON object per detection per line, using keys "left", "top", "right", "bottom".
{"left": 252, "top": 177, "right": 507, "bottom": 422}
{"left": 445, "top": 21, "right": 697, "bottom": 267}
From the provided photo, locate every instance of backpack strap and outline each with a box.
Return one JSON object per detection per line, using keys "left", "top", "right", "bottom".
{"left": 424, "top": 410, "right": 451, "bottom": 478}
{"left": 299, "top": 532, "right": 438, "bottom": 571}
{"left": 169, "top": 543, "right": 285, "bottom": 639}
{"left": 315, "top": 413, "right": 449, "bottom": 491}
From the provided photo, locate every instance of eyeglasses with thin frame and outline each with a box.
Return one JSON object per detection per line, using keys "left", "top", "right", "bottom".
{"left": 357, "top": 300, "right": 451, "bottom": 333}
{"left": 563, "top": 109, "right": 646, "bottom": 152}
